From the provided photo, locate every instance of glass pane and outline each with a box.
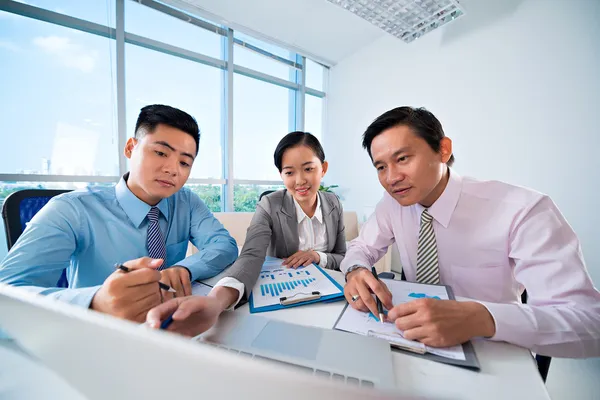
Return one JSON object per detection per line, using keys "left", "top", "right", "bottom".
{"left": 185, "top": 184, "right": 222, "bottom": 213}
{"left": 305, "top": 59, "right": 325, "bottom": 91}
{"left": 126, "top": 44, "right": 223, "bottom": 179}
{"left": 233, "top": 74, "right": 291, "bottom": 181}
{"left": 234, "top": 184, "right": 284, "bottom": 212}
{"left": 0, "top": 13, "right": 118, "bottom": 175}
{"left": 234, "top": 31, "right": 294, "bottom": 81}
{"left": 305, "top": 95, "right": 323, "bottom": 141}
{"left": 234, "top": 31, "right": 293, "bottom": 60}
{"left": 13, "top": 0, "right": 116, "bottom": 27}
{"left": 125, "top": 1, "right": 221, "bottom": 59}
{"left": 0, "top": 181, "right": 116, "bottom": 259}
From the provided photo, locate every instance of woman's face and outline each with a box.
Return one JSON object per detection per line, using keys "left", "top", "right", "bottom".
{"left": 280, "top": 145, "right": 328, "bottom": 203}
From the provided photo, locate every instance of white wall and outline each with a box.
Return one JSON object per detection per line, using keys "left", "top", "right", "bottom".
{"left": 324, "top": 0, "right": 600, "bottom": 397}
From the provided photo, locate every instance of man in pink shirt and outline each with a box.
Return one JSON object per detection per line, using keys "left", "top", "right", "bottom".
{"left": 342, "top": 106, "right": 600, "bottom": 358}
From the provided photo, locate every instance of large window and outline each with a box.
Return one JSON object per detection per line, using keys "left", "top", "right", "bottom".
{"left": 305, "top": 59, "right": 325, "bottom": 91}
{"left": 0, "top": 12, "right": 118, "bottom": 176}
{"left": 234, "top": 31, "right": 294, "bottom": 81}
{"left": 234, "top": 184, "right": 285, "bottom": 212}
{"left": 305, "top": 95, "right": 324, "bottom": 141}
{"left": 0, "top": 0, "right": 328, "bottom": 259}
{"left": 185, "top": 184, "right": 223, "bottom": 213}
{"left": 125, "top": 44, "right": 223, "bottom": 179}
{"left": 13, "top": 0, "right": 116, "bottom": 27}
{"left": 125, "top": 1, "right": 221, "bottom": 58}
{"left": 233, "top": 74, "right": 292, "bottom": 181}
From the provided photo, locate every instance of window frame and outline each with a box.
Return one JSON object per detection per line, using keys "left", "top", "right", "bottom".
{"left": 0, "top": 0, "right": 328, "bottom": 213}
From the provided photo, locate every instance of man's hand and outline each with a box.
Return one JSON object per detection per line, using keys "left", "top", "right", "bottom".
{"left": 387, "top": 299, "right": 496, "bottom": 348}
{"left": 344, "top": 267, "right": 393, "bottom": 316}
{"left": 159, "top": 266, "right": 192, "bottom": 300}
{"left": 283, "top": 250, "right": 320, "bottom": 269}
{"left": 146, "top": 286, "right": 239, "bottom": 337}
{"left": 90, "top": 257, "right": 163, "bottom": 322}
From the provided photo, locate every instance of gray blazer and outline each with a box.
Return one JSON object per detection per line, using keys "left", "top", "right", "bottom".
{"left": 226, "top": 189, "right": 346, "bottom": 302}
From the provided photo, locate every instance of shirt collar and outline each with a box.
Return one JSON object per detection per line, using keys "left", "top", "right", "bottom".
{"left": 116, "top": 173, "right": 169, "bottom": 228}
{"left": 293, "top": 194, "right": 323, "bottom": 224}
{"left": 414, "top": 167, "right": 462, "bottom": 229}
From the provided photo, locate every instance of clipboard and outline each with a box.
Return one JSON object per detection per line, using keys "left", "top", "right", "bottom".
{"left": 333, "top": 280, "right": 480, "bottom": 371}
{"left": 249, "top": 262, "right": 344, "bottom": 313}
{"left": 279, "top": 291, "right": 321, "bottom": 306}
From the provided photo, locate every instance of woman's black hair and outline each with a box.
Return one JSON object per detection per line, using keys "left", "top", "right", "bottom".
{"left": 274, "top": 131, "right": 325, "bottom": 172}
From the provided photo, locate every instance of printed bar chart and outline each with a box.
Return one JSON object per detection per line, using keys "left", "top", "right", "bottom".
{"left": 251, "top": 263, "right": 343, "bottom": 310}
{"left": 258, "top": 269, "right": 317, "bottom": 297}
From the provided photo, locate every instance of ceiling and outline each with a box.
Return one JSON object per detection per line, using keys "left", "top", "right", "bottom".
{"left": 163, "top": 0, "right": 387, "bottom": 66}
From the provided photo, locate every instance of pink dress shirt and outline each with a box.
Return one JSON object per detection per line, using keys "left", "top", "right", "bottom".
{"left": 341, "top": 169, "right": 600, "bottom": 357}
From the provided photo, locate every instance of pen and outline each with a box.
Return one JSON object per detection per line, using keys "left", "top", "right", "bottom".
{"left": 371, "top": 266, "right": 385, "bottom": 324}
{"left": 160, "top": 314, "right": 174, "bottom": 330}
{"left": 116, "top": 264, "right": 176, "bottom": 293}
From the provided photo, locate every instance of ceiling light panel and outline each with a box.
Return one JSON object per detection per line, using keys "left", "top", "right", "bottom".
{"left": 326, "top": 0, "right": 465, "bottom": 43}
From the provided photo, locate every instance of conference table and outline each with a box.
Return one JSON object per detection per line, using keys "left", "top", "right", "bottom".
{"left": 0, "top": 270, "right": 550, "bottom": 400}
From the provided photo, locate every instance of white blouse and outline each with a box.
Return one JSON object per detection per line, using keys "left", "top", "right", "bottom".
{"left": 293, "top": 195, "right": 328, "bottom": 268}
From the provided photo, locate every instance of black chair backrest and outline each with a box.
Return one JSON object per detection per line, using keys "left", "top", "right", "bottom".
{"left": 2, "top": 189, "right": 72, "bottom": 288}
{"left": 2, "top": 189, "right": 72, "bottom": 250}
{"left": 259, "top": 190, "right": 276, "bottom": 202}
{"left": 521, "top": 289, "right": 551, "bottom": 382}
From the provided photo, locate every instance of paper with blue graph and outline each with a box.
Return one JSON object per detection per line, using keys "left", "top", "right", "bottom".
{"left": 335, "top": 279, "right": 469, "bottom": 363}
{"left": 249, "top": 257, "right": 344, "bottom": 313}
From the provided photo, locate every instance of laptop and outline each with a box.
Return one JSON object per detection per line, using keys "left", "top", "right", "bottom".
{"left": 0, "top": 284, "right": 400, "bottom": 399}
{"left": 197, "top": 312, "right": 396, "bottom": 389}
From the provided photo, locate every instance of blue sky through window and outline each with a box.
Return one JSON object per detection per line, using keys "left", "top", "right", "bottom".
{"left": 0, "top": 0, "right": 326, "bottom": 257}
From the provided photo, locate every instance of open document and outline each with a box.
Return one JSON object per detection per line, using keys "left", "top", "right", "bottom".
{"left": 334, "top": 279, "right": 480, "bottom": 370}
{"left": 249, "top": 257, "right": 344, "bottom": 312}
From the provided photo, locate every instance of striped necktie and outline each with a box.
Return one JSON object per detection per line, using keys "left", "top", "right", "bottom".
{"left": 147, "top": 206, "right": 167, "bottom": 271}
{"left": 416, "top": 209, "right": 440, "bottom": 284}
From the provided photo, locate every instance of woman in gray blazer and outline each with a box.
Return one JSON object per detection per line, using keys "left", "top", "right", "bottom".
{"left": 233, "top": 132, "right": 347, "bottom": 296}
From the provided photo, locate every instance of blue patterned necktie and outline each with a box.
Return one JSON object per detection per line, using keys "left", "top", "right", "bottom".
{"left": 147, "top": 206, "right": 167, "bottom": 271}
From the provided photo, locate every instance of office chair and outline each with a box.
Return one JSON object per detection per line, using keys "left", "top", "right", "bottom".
{"left": 258, "top": 190, "right": 276, "bottom": 201}
{"left": 2, "top": 189, "right": 72, "bottom": 287}
{"left": 397, "top": 270, "right": 551, "bottom": 382}
{"left": 521, "top": 290, "right": 552, "bottom": 382}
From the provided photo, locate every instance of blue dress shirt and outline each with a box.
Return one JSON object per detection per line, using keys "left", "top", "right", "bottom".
{"left": 0, "top": 176, "right": 238, "bottom": 308}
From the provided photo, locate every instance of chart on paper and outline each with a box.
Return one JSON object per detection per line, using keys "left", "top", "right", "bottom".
{"left": 335, "top": 279, "right": 466, "bottom": 360}
{"left": 251, "top": 263, "right": 341, "bottom": 309}
{"left": 258, "top": 269, "right": 318, "bottom": 297}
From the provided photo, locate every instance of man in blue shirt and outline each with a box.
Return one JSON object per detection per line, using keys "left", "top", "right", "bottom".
{"left": 0, "top": 104, "right": 245, "bottom": 324}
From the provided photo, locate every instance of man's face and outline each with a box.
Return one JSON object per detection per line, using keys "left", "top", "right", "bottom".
{"left": 370, "top": 125, "right": 451, "bottom": 207}
{"left": 125, "top": 124, "right": 197, "bottom": 205}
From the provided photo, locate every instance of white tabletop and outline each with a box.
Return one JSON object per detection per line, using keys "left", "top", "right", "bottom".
{"left": 1, "top": 270, "right": 550, "bottom": 400}
{"left": 230, "top": 270, "right": 550, "bottom": 400}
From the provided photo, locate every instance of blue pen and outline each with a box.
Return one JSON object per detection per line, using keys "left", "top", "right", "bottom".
{"left": 160, "top": 314, "right": 174, "bottom": 330}
{"left": 371, "top": 266, "right": 385, "bottom": 324}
